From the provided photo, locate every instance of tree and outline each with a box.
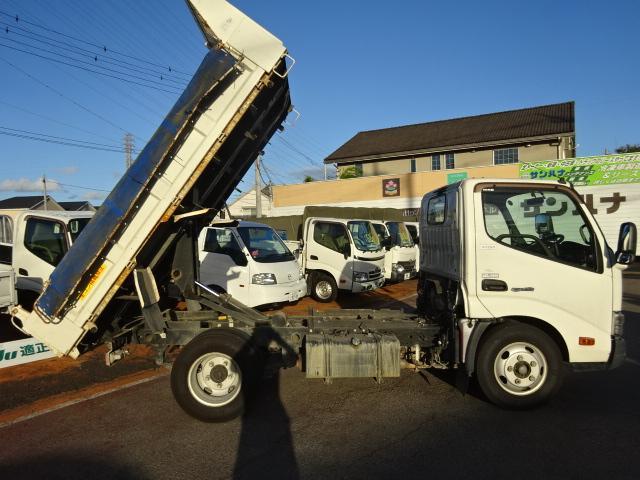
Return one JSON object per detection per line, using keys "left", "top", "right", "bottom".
{"left": 615, "top": 144, "right": 640, "bottom": 154}
{"left": 303, "top": 175, "right": 315, "bottom": 183}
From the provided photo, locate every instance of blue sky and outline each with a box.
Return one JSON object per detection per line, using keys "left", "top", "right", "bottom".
{"left": 0, "top": 0, "right": 638, "bottom": 205}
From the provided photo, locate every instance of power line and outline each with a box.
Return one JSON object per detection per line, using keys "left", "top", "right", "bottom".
{"left": 49, "top": 181, "right": 112, "bottom": 193}
{"left": 0, "top": 126, "right": 133, "bottom": 153}
{"left": 0, "top": 98, "right": 123, "bottom": 143}
{"left": 0, "top": 21, "right": 189, "bottom": 87}
{"left": 274, "top": 134, "right": 323, "bottom": 166}
{"left": 0, "top": 54, "right": 138, "bottom": 135}
{"left": 0, "top": 9, "right": 193, "bottom": 77}
{"left": 0, "top": 40, "right": 184, "bottom": 94}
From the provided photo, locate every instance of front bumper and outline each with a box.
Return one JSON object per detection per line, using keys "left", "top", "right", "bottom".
{"left": 352, "top": 277, "right": 385, "bottom": 293}
{"left": 252, "top": 278, "right": 307, "bottom": 307}
{"left": 389, "top": 268, "right": 417, "bottom": 283}
{"left": 570, "top": 335, "right": 626, "bottom": 372}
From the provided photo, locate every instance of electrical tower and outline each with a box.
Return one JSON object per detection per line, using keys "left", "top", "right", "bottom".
{"left": 124, "top": 133, "right": 135, "bottom": 169}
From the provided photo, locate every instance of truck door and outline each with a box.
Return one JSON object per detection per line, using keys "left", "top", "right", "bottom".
{"left": 199, "top": 227, "right": 251, "bottom": 305}
{"left": 306, "top": 221, "right": 352, "bottom": 287}
{"left": 474, "top": 184, "right": 613, "bottom": 360}
{"left": 14, "top": 216, "right": 68, "bottom": 292}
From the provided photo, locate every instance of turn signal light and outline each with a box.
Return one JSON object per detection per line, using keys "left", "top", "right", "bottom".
{"left": 579, "top": 337, "right": 595, "bottom": 346}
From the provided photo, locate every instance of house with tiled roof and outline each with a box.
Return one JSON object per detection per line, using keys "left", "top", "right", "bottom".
{"left": 325, "top": 101, "right": 575, "bottom": 178}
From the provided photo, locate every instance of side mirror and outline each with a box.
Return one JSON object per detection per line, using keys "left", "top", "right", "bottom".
{"left": 616, "top": 222, "right": 637, "bottom": 265}
{"left": 342, "top": 243, "right": 351, "bottom": 259}
{"left": 415, "top": 236, "right": 420, "bottom": 245}
{"left": 231, "top": 252, "right": 248, "bottom": 267}
{"left": 383, "top": 237, "right": 392, "bottom": 251}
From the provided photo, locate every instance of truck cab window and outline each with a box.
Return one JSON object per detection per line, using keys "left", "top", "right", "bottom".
{"left": 482, "top": 188, "right": 599, "bottom": 271}
{"left": 314, "top": 222, "right": 350, "bottom": 254}
{"left": 0, "top": 215, "right": 12, "bottom": 265}
{"left": 427, "top": 195, "right": 446, "bottom": 224}
{"left": 203, "top": 228, "right": 247, "bottom": 266}
{"left": 347, "top": 221, "right": 381, "bottom": 252}
{"left": 68, "top": 218, "right": 92, "bottom": 243}
{"left": 386, "top": 222, "right": 414, "bottom": 248}
{"left": 238, "top": 226, "right": 294, "bottom": 263}
{"left": 24, "top": 218, "right": 68, "bottom": 266}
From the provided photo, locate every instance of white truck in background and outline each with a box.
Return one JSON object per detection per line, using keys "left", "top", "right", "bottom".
{"left": 370, "top": 220, "right": 418, "bottom": 282}
{"left": 404, "top": 221, "right": 420, "bottom": 273}
{"left": 9, "top": 0, "right": 634, "bottom": 422}
{"left": 198, "top": 220, "right": 306, "bottom": 308}
{"left": 247, "top": 213, "right": 386, "bottom": 302}
{"left": 0, "top": 211, "right": 93, "bottom": 298}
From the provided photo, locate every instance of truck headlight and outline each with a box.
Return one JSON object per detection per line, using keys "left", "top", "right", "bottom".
{"left": 252, "top": 273, "right": 277, "bottom": 285}
{"left": 392, "top": 263, "right": 404, "bottom": 273}
{"left": 353, "top": 271, "right": 369, "bottom": 283}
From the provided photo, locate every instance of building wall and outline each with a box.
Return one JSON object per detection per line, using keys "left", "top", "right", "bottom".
{"left": 339, "top": 140, "right": 569, "bottom": 178}
{"left": 272, "top": 163, "right": 519, "bottom": 216}
{"left": 227, "top": 189, "right": 272, "bottom": 218}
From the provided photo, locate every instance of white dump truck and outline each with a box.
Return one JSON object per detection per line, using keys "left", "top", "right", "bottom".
{"left": 9, "top": 0, "right": 634, "bottom": 422}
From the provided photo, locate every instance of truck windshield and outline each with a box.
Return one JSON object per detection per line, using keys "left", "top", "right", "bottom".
{"left": 238, "top": 226, "right": 295, "bottom": 263}
{"left": 68, "top": 218, "right": 92, "bottom": 243}
{"left": 347, "top": 221, "right": 381, "bottom": 252}
{"left": 386, "top": 222, "right": 414, "bottom": 248}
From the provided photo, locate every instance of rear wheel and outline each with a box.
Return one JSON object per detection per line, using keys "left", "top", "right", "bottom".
{"left": 476, "top": 322, "right": 563, "bottom": 409}
{"left": 310, "top": 272, "right": 338, "bottom": 303}
{"left": 171, "top": 329, "right": 262, "bottom": 422}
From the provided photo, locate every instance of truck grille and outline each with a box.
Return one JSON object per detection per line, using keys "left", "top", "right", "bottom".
{"left": 398, "top": 261, "right": 415, "bottom": 270}
{"left": 368, "top": 267, "right": 382, "bottom": 280}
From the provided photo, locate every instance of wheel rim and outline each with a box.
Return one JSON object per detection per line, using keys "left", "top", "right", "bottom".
{"left": 187, "top": 352, "right": 242, "bottom": 407}
{"left": 493, "top": 342, "right": 547, "bottom": 396}
{"left": 315, "top": 280, "right": 333, "bottom": 300}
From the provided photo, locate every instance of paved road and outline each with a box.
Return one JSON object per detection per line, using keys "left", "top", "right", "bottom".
{"left": 1, "top": 277, "right": 639, "bottom": 480}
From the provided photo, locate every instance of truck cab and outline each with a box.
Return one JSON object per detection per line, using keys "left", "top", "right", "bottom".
{"left": 418, "top": 178, "right": 634, "bottom": 407}
{"left": 303, "top": 217, "right": 385, "bottom": 302}
{"left": 0, "top": 211, "right": 94, "bottom": 298}
{"left": 370, "top": 220, "right": 417, "bottom": 282}
{"left": 198, "top": 220, "right": 306, "bottom": 308}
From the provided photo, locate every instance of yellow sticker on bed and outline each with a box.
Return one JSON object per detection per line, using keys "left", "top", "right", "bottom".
{"left": 80, "top": 264, "right": 107, "bottom": 300}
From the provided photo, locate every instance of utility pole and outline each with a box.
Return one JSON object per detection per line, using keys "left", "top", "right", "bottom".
{"left": 42, "top": 174, "right": 48, "bottom": 210}
{"left": 324, "top": 163, "right": 327, "bottom": 180}
{"left": 124, "top": 133, "right": 135, "bottom": 169}
{"left": 255, "top": 155, "right": 262, "bottom": 218}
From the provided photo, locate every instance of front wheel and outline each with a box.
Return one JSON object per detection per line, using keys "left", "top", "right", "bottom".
{"left": 475, "top": 322, "right": 564, "bottom": 409}
{"left": 310, "top": 272, "right": 338, "bottom": 303}
{"left": 171, "top": 329, "right": 262, "bottom": 422}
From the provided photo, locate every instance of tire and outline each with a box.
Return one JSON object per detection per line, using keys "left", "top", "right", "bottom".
{"left": 171, "top": 329, "right": 262, "bottom": 422}
{"left": 310, "top": 272, "right": 338, "bottom": 303}
{"left": 311, "top": 272, "right": 338, "bottom": 303}
{"left": 475, "top": 322, "right": 564, "bottom": 409}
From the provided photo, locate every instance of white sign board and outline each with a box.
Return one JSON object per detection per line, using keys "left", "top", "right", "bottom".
{"left": 0, "top": 337, "right": 56, "bottom": 368}
{"left": 575, "top": 183, "right": 640, "bottom": 253}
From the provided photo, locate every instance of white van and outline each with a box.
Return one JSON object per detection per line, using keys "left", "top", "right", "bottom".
{"left": 198, "top": 220, "right": 306, "bottom": 308}
{"left": 370, "top": 220, "right": 417, "bottom": 282}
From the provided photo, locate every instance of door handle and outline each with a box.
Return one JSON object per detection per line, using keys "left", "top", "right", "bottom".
{"left": 310, "top": 255, "right": 318, "bottom": 260}
{"left": 482, "top": 279, "right": 508, "bottom": 292}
